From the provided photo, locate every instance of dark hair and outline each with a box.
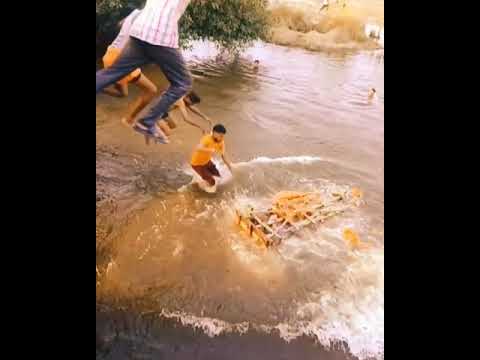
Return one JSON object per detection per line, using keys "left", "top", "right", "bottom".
{"left": 186, "top": 90, "right": 201, "bottom": 105}
{"left": 254, "top": 60, "right": 260, "bottom": 64}
{"left": 213, "top": 124, "right": 227, "bottom": 134}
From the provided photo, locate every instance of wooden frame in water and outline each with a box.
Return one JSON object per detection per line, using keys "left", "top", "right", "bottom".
{"left": 234, "top": 189, "right": 363, "bottom": 248}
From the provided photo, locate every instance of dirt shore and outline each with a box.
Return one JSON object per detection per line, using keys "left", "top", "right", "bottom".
{"left": 96, "top": 142, "right": 190, "bottom": 271}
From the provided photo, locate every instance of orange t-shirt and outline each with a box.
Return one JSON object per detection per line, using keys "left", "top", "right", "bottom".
{"left": 191, "top": 134, "right": 225, "bottom": 166}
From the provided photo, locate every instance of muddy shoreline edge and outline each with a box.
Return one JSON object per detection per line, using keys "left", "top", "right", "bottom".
{"left": 96, "top": 144, "right": 190, "bottom": 269}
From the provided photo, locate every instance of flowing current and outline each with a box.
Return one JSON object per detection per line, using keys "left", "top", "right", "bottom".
{"left": 96, "top": 2, "right": 384, "bottom": 359}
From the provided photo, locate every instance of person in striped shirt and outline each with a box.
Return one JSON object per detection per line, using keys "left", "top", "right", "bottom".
{"left": 101, "top": 9, "right": 162, "bottom": 131}
{"left": 96, "top": 0, "right": 196, "bottom": 144}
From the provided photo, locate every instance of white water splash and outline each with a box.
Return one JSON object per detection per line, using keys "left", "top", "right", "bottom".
{"left": 160, "top": 309, "right": 250, "bottom": 337}
{"left": 157, "top": 235, "right": 383, "bottom": 360}
{"left": 280, "top": 250, "right": 384, "bottom": 359}
{"left": 131, "top": 163, "right": 383, "bottom": 360}
{"left": 235, "top": 155, "right": 325, "bottom": 167}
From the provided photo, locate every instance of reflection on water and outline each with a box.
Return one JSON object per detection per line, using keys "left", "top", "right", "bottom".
{"left": 96, "top": 41, "right": 383, "bottom": 359}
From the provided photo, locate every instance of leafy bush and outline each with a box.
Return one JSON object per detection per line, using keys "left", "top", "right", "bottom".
{"left": 96, "top": 0, "right": 143, "bottom": 37}
{"left": 96, "top": 0, "right": 268, "bottom": 54}
{"left": 180, "top": 0, "right": 268, "bottom": 52}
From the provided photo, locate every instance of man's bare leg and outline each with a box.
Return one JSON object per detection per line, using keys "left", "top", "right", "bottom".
{"left": 103, "top": 83, "right": 128, "bottom": 98}
{"left": 157, "top": 120, "right": 171, "bottom": 136}
{"left": 122, "top": 74, "right": 157, "bottom": 126}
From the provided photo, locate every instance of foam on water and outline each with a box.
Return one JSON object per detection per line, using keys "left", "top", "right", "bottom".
{"left": 157, "top": 245, "right": 384, "bottom": 360}
{"left": 158, "top": 181, "right": 384, "bottom": 360}
{"left": 279, "top": 249, "right": 384, "bottom": 359}
{"left": 103, "top": 158, "right": 383, "bottom": 360}
{"left": 236, "top": 155, "right": 324, "bottom": 167}
{"left": 160, "top": 309, "right": 250, "bottom": 337}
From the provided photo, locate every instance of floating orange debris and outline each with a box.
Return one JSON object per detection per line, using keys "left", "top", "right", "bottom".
{"left": 235, "top": 187, "right": 362, "bottom": 248}
{"left": 343, "top": 228, "right": 372, "bottom": 250}
{"left": 351, "top": 187, "right": 363, "bottom": 199}
{"left": 343, "top": 228, "right": 361, "bottom": 248}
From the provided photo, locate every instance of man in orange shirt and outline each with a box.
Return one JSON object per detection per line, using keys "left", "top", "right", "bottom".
{"left": 190, "top": 124, "right": 233, "bottom": 193}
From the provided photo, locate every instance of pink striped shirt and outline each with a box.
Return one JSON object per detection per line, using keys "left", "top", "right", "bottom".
{"left": 130, "top": 0, "right": 191, "bottom": 48}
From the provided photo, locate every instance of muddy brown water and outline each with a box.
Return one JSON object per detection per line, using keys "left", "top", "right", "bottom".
{"left": 96, "top": 41, "right": 384, "bottom": 360}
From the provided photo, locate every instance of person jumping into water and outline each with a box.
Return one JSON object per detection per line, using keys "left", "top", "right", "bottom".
{"left": 101, "top": 9, "right": 159, "bottom": 127}
{"left": 190, "top": 124, "right": 233, "bottom": 193}
{"left": 96, "top": 0, "right": 195, "bottom": 143}
{"left": 144, "top": 90, "right": 212, "bottom": 145}
{"left": 160, "top": 90, "right": 211, "bottom": 133}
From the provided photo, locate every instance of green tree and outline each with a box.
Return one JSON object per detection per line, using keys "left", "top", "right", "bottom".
{"left": 96, "top": 0, "right": 143, "bottom": 38}
{"left": 180, "top": 0, "right": 268, "bottom": 52}
{"left": 96, "top": 0, "right": 268, "bottom": 55}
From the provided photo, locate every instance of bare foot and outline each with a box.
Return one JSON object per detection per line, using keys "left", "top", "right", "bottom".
{"left": 121, "top": 117, "right": 134, "bottom": 127}
{"left": 158, "top": 120, "right": 172, "bottom": 136}
{"left": 166, "top": 116, "right": 177, "bottom": 129}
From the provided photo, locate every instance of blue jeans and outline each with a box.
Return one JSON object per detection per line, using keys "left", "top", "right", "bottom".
{"left": 96, "top": 37, "right": 192, "bottom": 128}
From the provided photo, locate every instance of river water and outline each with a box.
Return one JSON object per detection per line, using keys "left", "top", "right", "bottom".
{"left": 96, "top": 38, "right": 384, "bottom": 360}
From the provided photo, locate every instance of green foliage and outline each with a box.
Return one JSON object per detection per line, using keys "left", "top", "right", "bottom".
{"left": 180, "top": 0, "right": 269, "bottom": 52}
{"left": 96, "top": 0, "right": 268, "bottom": 54}
{"left": 96, "top": 0, "right": 144, "bottom": 36}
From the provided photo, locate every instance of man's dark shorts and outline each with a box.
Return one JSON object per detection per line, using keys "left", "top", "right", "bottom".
{"left": 192, "top": 161, "right": 221, "bottom": 186}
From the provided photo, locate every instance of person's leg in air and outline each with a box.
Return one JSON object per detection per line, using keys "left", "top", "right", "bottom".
{"left": 133, "top": 43, "right": 192, "bottom": 141}
{"left": 100, "top": 46, "right": 130, "bottom": 98}
{"left": 102, "top": 82, "right": 129, "bottom": 98}
{"left": 97, "top": 38, "right": 170, "bottom": 143}
{"left": 158, "top": 112, "right": 173, "bottom": 135}
{"left": 162, "top": 112, "right": 177, "bottom": 131}
{"left": 122, "top": 73, "right": 158, "bottom": 126}
{"left": 96, "top": 38, "right": 148, "bottom": 94}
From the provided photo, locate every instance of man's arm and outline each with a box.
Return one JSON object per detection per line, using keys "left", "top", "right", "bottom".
{"left": 196, "top": 143, "right": 216, "bottom": 154}
{"left": 185, "top": 105, "right": 213, "bottom": 129}
{"left": 179, "top": 102, "right": 206, "bottom": 134}
{"left": 221, "top": 151, "right": 234, "bottom": 174}
{"left": 195, "top": 136, "right": 215, "bottom": 153}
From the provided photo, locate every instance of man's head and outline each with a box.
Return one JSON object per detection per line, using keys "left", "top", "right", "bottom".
{"left": 184, "top": 90, "right": 201, "bottom": 106}
{"left": 254, "top": 59, "right": 260, "bottom": 64}
{"left": 212, "top": 124, "right": 227, "bottom": 143}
